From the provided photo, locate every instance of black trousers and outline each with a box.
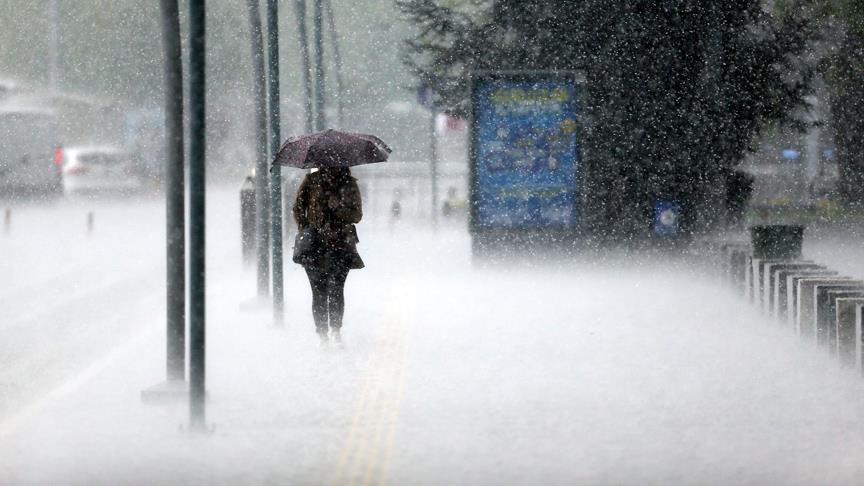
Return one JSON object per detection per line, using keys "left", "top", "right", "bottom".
{"left": 304, "top": 265, "right": 350, "bottom": 333}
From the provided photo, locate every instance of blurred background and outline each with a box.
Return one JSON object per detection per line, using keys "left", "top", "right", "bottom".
{"left": 0, "top": 0, "right": 467, "bottom": 219}
{"left": 0, "top": 1, "right": 861, "bottom": 236}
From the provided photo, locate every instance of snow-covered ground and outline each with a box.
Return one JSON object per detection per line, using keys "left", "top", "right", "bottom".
{"left": 3, "top": 187, "right": 864, "bottom": 484}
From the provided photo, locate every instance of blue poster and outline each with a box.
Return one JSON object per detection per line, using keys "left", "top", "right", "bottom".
{"left": 472, "top": 76, "right": 580, "bottom": 229}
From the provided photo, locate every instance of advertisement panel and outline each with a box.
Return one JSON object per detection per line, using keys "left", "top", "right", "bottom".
{"left": 471, "top": 73, "right": 581, "bottom": 231}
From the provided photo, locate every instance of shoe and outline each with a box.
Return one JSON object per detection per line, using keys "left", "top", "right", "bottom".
{"left": 317, "top": 330, "right": 329, "bottom": 349}
{"left": 331, "top": 329, "right": 344, "bottom": 348}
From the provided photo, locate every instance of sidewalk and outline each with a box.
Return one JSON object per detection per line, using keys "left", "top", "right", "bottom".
{"left": 4, "top": 226, "right": 864, "bottom": 484}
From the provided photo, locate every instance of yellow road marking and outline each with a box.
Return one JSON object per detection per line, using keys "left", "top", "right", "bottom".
{"left": 376, "top": 332, "right": 409, "bottom": 486}
{"left": 330, "top": 281, "right": 412, "bottom": 486}
{"left": 361, "top": 326, "right": 407, "bottom": 486}
{"left": 331, "top": 365, "right": 375, "bottom": 482}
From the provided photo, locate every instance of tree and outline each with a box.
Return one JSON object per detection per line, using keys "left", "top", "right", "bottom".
{"left": 398, "top": 0, "right": 814, "bottom": 239}
{"left": 815, "top": 1, "right": 864, "bottom": 204}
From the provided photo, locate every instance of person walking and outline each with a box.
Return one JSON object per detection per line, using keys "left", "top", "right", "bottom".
{"left": 272, "top": 129, "right": 390, "bottom": 345}
{"left": 293, "top": 166, "right": 364, "bottom": 345}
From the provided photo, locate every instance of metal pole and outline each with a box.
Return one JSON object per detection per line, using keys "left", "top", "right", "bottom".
{"left": 248, "top": 0, "right": 271, "bottom": 297}
{"left": 267, "top": 0, "right": 284, "bottom": 325}
{"left": 323, "top": 0, "right": 344, "bottom": 128}
{"left": 159, "top": 0, "right": 186, "bottom": 384}
{"left": 293, "top": 0, "right": 314, "bottom": 134}
{"left": 313, "top": 0, "right": 325, "bottom": 131}
{"left": 188, "top": 0, "right": 207, "bottom": 431}
{"left": 430, "top": 109, "right": 439, "bottom": 228}
{"left": 48, "top": 0, "right": 59, "bottom": 91}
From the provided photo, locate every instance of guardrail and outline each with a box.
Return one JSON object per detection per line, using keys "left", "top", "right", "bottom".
{"left": 717, "top": 234, "right": 864, "bottom": 374}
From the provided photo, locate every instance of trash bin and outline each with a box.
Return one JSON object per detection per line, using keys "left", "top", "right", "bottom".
{"left": 750, "top": 224, "right": 804, "bottom": 260}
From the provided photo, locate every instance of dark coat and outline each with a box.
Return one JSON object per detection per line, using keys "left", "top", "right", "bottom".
{"left": 293, "top": 171, "right": 364, "bottom": 270}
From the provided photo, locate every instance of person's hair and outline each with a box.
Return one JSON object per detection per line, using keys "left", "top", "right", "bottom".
{"left": 319, "top": 166, "right": 351, "bottom": 182}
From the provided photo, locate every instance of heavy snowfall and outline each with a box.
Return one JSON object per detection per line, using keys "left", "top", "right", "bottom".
{"left": 2, "top": 0, "right": 864, "bottom": 484}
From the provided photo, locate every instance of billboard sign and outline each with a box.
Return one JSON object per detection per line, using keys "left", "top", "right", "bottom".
{"left": 470, "top": 73, "right": 581, "bottom": 231}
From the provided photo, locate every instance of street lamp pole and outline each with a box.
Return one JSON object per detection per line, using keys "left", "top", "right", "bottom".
{"left": 160, "top": 0, "right": 186, "bottom": 383}
{"left": 294, "top": 0, "right": 314, "bottom": 134}
{"left": 47, "top": 0, "right": 60, "bottom": 91}
{"left": 430, "top": 109, "right": 439, "bottom": 228}
{"left": 313, "top": 0, "right": 326, "bottom": 130}
{"left": 323, "top": 0, "right": 344, "bottom": 128}
{"left": 140, "top": 0, "right": 188, "bottom": 405}
{"left": 188, "top": 0, "right": 208, "bottom": 432}
{"left": 267, "top": 0, "right": 284, "bottom": 325}
{"left": 248, "top": 0, "right": 271, "bottom": 298}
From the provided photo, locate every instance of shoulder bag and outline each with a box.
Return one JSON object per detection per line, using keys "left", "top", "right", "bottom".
{"left": 292, "top": 227, "right": 322, "bottom": 265}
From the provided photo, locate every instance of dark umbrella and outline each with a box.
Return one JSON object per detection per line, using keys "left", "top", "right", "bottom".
{"left": 271, "top": 129, "right": 392, "bottom": 170}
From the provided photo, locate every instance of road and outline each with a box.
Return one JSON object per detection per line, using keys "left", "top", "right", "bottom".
{"left": 2, "top": 187, "right": 864, "bottom": 484}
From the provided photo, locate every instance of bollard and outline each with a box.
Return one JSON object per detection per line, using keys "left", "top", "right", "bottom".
{"left": 3, "top": 208, "right": 10, "bottom": 234}
{"left": 716, "top": 242, "right": 728, "bottom": 278}
{"left": 749, "top": 256, "right": 785, "bottom": 304}
{"left": 825, "top": 288, "right": 864, "bottom": 350}
{"left": 240, "top": 176, "right": 256, "bottom": 266}
{"left": 814, "top": 284, "right": 864, "bottom": 349}
{"left": 718, "top": 242, "right": 736, "bottom": 281}
{"left": 856, "top": 304, "right": 864, "bottom": 374}
{"left": 795, "top": 277, "right": 850, "bottom": 337}
{"left": 824, "top": 290, "right": 864, "bottom": 357}
{"left": 745, "top": 255, "right": 755, "bottom": 302}
{"left": 785, "top": 273, "right": 840, "bottom": 328}
{"left": 765, "top": 263, "right": 821, "bottom": 317}
{"left": 86, "top": 212, "right": 94, "bottom": 235}
{"left": 720, "top": 242, "right": 748, "bottom": 286}
{"left": 795, "top": 278, "right": 857, "bottom": 339}
{"left": 777, "top": 269, "right": 834, "bottom": 320}
{"left": 730, "top": 247, "right": 749, "bottom": 296}
{"left": 835, "top": 298, "right": 864, "bottom": 367}
{"left": 752, "top": 258, "right": 788, "bottom": 310}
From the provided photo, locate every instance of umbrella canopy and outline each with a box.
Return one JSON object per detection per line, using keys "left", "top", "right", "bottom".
{"left": 271, "top": 129, "right": 392, "bottom": 170}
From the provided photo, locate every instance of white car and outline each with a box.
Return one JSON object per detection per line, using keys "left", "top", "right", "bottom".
{"left": 62, "top": 146, "right": 143, "bottom": 196}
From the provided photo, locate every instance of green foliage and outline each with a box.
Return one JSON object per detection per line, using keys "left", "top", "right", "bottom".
{"left": 399, "top": 0, "right": 815, "bottom": 238}
{"left": 829, "top": 0, "right": 864, "bottom": 37}
{"left": 787, "top": 0, "right": 864, "bottom": 204}
{"left": 813, "top": 0, "right": 864, "bottom": 203}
